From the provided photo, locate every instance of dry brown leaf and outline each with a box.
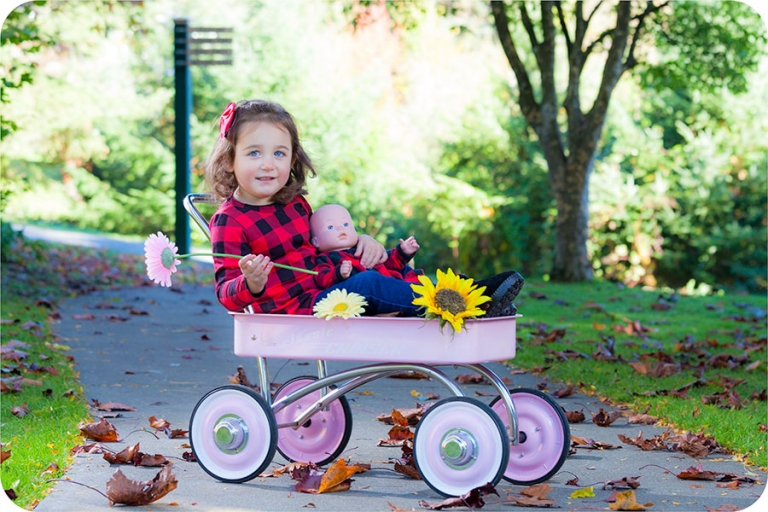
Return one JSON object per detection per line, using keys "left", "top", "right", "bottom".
{"left": 565, "top": 409, "right": 585, "bottom": 423}
{"left": 106, "top": 463, "right": 178, "bottom": 506}
{"left": 592, "top": 408, "right": 623, "bottom": 427}
{"left": 91, "top": 399, "right": 136, "bottom": 412}
{"left": 79, "top": 418, "right": 119, "bottom": 442}
{"left": 420, "top": 483, "right": 498, "bottom": 510}
{"left": 103, "top": 443, "right": 141, "bottom": 464}
{"left": 1, "top": 445, "right": 11, "bottom": 464}
{"left": 149, "top": 415, "right": 171, "bottom": 430}
{"left": 317, "top": 459, "right": 362, "bottom": 493}
{"left": 552, "top": 384, "right": 578, "bottom": 398}
{"left": 11, "top": 403, "right": 29, "bottom": 418}
{"left": 626, "top": 413, "right": 659, "bottom": 425}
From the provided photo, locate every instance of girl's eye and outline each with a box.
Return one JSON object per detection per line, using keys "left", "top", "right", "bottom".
{"left": 275, "top": 150, "right": 285, "bottom": 157}
{"left": 249, "top": 150, "right": 260, "bottom": 157}
{"left": 326, "top": 225, "right": 333, "bottom": 230}
{"left": 343, "top": 222, "right": 349, "bottom": 227}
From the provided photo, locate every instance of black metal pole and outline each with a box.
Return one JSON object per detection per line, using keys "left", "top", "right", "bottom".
{"left": 173, "top": 19, "right": 192, "bottom": 254}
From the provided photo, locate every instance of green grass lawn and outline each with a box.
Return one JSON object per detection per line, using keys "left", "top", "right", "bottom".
{"left": 511, "top": 279, "right": 767, "bottom": 469}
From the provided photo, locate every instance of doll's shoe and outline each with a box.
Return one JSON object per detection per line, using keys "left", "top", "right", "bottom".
{"left": 481, "top": 271, "right": 524, "bottom": 318}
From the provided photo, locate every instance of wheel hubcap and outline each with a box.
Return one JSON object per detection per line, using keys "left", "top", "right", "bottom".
{"left": 440, "top": 428, "right": 478, "bottom": 469}
{"left": 213, "top": 414, "right": 249, "bottom": 454}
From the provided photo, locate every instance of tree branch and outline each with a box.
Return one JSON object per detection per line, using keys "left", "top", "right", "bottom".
{"left": 540, "top": 2, "right": 558, "bottom": 106}
{"left": 555, "top": 1, "right": 572, "bottom": 52}
{"left": 490, "top": 1, "right": 540, "bottom": 124}
{"left": 624, "top": 0, "right": 670, "bottom": 71}
{"left": 586, "top": 1, "right": 632, "bottom": 138}
{"left": 519, "top": 1, "right": 539, "bottom": 53}
{"left": 586, "top": 0, "right": 604, "bottom": 26}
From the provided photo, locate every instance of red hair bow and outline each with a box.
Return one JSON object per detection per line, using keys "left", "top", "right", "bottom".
{"left": 219, "top": 102, "right": 237, "bottom": 139}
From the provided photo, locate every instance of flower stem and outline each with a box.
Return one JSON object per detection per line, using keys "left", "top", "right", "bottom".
{"left": 176, "top": 253, "right": 318, "bottom": 275}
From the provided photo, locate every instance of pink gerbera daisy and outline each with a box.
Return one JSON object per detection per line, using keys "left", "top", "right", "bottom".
{"left": 144, "top": 232, "right": 180, "bottom": 287}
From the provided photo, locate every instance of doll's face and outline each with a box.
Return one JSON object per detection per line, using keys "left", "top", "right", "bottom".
{"left": 310, "top": 204, "right": 359, "bottom": 252}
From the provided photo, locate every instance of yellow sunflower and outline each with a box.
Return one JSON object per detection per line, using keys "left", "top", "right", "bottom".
{"left": 410, "top": 268, "right": 491, "bottom": 333}
{"left": 313, "top": 289, "right": 368, "bottom": 320}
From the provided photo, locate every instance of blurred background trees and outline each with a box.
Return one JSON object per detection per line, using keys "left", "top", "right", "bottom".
{"left": 1, "top": 0, "right": 766, "bottom": 293}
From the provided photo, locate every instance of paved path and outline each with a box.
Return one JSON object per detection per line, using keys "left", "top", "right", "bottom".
{"left": 33, "top": 283, "right": 765, "bottom": 511}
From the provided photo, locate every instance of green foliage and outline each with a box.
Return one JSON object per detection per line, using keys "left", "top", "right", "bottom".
{"left": 0, "top": 1, "right": 49, "bottom": 138}
{"left": 640, "top": 1, "right": 767, "bottom": 94}
{"left": 592, "top": 60, "right": 768, "bottom": 293}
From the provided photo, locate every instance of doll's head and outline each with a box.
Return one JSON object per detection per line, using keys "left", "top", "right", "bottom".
{"left": 205, "top": 99, "right": 316, "bottom": 203}
{"left": 310, "top": 204, "right": 359, "bottom": 252}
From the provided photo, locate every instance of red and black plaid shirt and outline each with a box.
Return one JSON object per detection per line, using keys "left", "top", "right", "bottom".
{"left": 210, "top": 195, "right": 320, "bottom": 314}
{"left": 313, "top": 246, "right": 424, "bottom": 288}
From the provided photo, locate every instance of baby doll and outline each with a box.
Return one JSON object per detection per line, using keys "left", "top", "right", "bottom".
{"left": 310, "top": 203, "right": 424, "bottom": 288}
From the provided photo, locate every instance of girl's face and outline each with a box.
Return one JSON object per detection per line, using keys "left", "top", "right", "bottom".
{"left": 230, "top": 121, "right": 294, "bottom": 206}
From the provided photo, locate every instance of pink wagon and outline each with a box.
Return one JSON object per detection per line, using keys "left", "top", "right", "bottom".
{"left": 184, "top": 194, "right": 570, "bottom": 498}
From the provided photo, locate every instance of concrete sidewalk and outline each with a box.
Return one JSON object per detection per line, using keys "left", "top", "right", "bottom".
{"left": 35, "top": 283, "right": 765, "bottom": 511}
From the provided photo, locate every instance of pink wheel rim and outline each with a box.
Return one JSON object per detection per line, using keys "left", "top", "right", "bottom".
{"left": 491, "top": 391, "right": 567, "bottom": 483}
{"left": 414, "top": 398, "right": 507, "bottom": 497}
{"left": 273, "top": 378, "right": 349, "bottom": 464}
{"left": 190, "top": 388, "right": 274, "bottom": 481}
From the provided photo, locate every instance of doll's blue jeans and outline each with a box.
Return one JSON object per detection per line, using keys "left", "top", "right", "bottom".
{"left": 314, "top": 272, "right": 422, "bottom": 317}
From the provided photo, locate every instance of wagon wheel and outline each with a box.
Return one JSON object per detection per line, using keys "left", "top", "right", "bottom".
{"left": 272, "top": 376, "right": 353, "bottom": 466}
{"left": 489, "top": 388, "right": 570, "bottom": 485}
{"left": 189, "top": 385, "right": 277, "bottom": 483}
{"left": 413, "top": 396, "right": 509, "bottom": 497}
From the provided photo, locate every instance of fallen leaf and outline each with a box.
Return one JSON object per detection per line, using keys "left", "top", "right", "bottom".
{"left": 626, "top": 413, "right": 659, "bottom": 425}
{"left": 11, "top": 404, "right": 29, "bottom": 418}
{"left": 106, "top": 462, "right": 178, "bottom": 506}
{"left": 376, "top": 404, "right": 431, "bottom": 426}
{"left": 604, "top": 476, "right": 641, "bottom": 489}
{"left": 608, "top": 490, "right": 653, "bottom": 510}
{"left": 149, "top": 415, "right": 171, "bottom": 430}
{"left": 676, "top": 462, "right": 722, "bottom": 481}
{"left": 317, "top": 459, "right": 363, "bottom": 493}
{"left": 592, "top": 408, "right": 623, "bottom": 427}
{"left": 1, "top": 445, "right": 11, "bottom": 463}
{"left": 103, "top": 443, "right": 141, "bottom": 464}
{"left": 227, "top": 366, "right": 260, "bottom": 391}
{"left": 420, "top": 483, "right": 498, "bottom": 509}
{"left": 454, "top": 373, "right": 486, "bottom": 384}
{"left": 91, "top": 399, "right": 136, "bottom": 412}
{"left": 552, "top": 384, "right": 578, "bottom": 398}
{"left": 571, "top": 435, "right": 621, "bottom": 450}
{"left": 570, "top": 486, "right": 595, "bottom": 498}
{"left": 79, "top": 418, "right": 119, "bottom": 442}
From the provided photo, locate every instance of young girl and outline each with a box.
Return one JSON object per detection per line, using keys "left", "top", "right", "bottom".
{"left": 204, "top": 99, "right": 523, "bottom": 317}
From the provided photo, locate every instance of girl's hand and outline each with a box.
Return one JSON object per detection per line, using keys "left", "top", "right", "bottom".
{"left": 355, "top": 235, "right": 387, "bottom": 268}
{"left": 399, "top": 236, "right": 420, "bottom": 256}
{"left": 239, "top": 254, "right": 273, "bottom": 295}
{"left": 340, "top": 260, "right": 353, "bottom": 279}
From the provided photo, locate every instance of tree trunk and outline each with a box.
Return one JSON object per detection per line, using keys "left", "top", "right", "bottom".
{"left": 491, "top": 0, "right": 634, "bottom": 282}
{"left": 550, "top": 156, "right": 594, "bottom": 281}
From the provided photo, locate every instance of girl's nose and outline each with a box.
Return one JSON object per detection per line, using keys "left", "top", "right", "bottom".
{"left": 261, "top": 156, "right": 274, "bottom": 170}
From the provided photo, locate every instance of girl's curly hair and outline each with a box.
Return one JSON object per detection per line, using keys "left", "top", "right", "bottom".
{"left": 204, "top": 99, "right": 316, "bottom": 203}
